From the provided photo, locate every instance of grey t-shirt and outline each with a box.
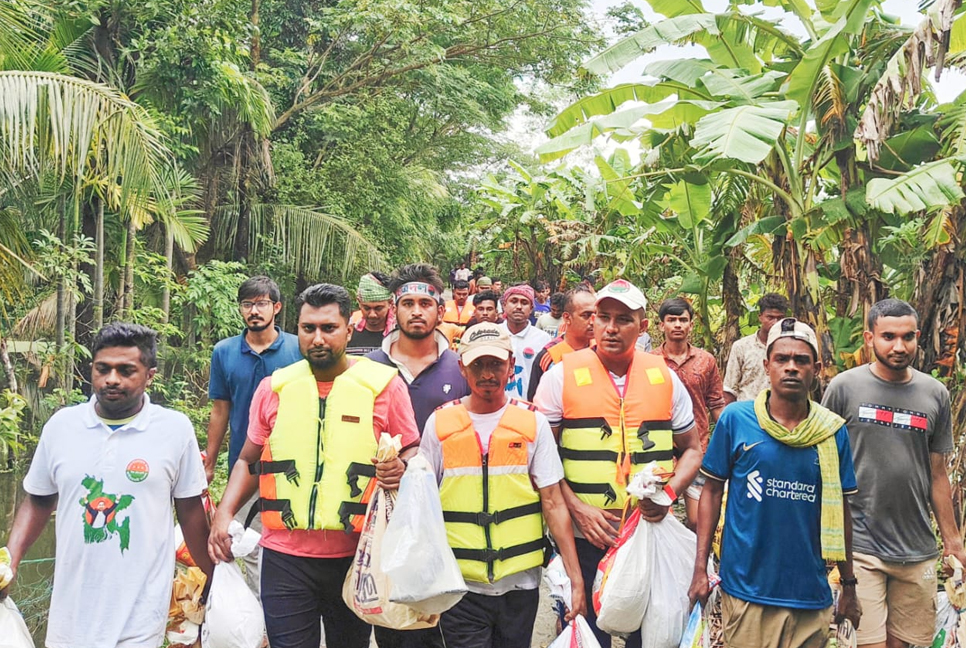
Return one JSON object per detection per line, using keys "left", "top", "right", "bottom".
{"left": 822, "top": 365, "right": 953, "bottom": 561}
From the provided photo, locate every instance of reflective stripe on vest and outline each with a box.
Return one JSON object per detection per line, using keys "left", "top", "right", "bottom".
{"left": 255, "top": 358, "right": 397, "bottom": 531}
{"left": 559, "top": 348, "right": 674, "bottom": 509}
{"left": 436, "top": 400, "right": 545, "bottom": 584}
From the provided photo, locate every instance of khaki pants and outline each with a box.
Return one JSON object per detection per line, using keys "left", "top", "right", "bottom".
{"left": 721, "top": 592, "right": 832, "bottom": 648}
{"left": 853, "top": 552, "right": 936, "bottom": 646}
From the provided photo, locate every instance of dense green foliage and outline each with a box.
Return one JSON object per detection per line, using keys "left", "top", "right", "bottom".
{"left": 0, "top": 0, "right": 601, "bottom": 449}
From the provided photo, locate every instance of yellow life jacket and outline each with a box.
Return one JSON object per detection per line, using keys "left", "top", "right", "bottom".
{"left": 559, "top": 348, "right": 674, "bottom": 509}
{"left": 436, "top": 400, "right": 545, "bottom": 584}
{"left": 254, "top": 358, "right": 397, "bottom": 531}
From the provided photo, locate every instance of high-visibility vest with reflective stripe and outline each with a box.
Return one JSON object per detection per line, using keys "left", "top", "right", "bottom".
{"left": 560, "top": 348, "right": 674, "bottom": 509}
{"left": 255, "top": 358, "right": 397, "bottom": 531}
{"left": 436, "top": 400, "right": 545, "bottom": 584}
{"left": 443, "top": 300, "right": 475, "bottom": 325}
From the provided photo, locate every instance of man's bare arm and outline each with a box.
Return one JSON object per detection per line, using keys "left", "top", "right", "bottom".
{"left": 930, "top": 451, "right": 966, "bottom": 567}
{"left": 204, "top": 399, "right": 231, "bottom": 483}
{"left": 2, "top": 493, "right": 58, "bottom": 599}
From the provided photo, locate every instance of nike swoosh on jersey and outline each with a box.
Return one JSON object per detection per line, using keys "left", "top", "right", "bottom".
{"left": 742, "top": 441, "right": 764, "bottom": 452}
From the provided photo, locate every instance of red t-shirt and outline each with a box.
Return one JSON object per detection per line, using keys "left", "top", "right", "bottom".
{"left": 247, "top": 361, "right": 420, "bottom": 558}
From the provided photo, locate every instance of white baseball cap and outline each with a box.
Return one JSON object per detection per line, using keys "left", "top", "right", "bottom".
{"left": 596, "top": 279, "right": 648, "bottom": 311}
{"left": 766, "top": 318, "right": 820, "bottom": 358}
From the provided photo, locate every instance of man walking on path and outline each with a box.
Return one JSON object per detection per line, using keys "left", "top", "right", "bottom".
{"left": 823, "top": 299, "right": 965, "bottom": 648}
{"left": 722, "top": 292, "right": 789, "bottom": 403}
{"left": 651, "top": 297, "right": 725, "bottom": 528}
{"left": 527, "top": 286, "right": 596, "bottom": 401}
{"left": 536, "top": 292, "right": 566, "bottom": 338}
{"left": 368, "top": 264, "right": 470, "bottom": 433}
{"left": 689, "top": 318, "right": 860, "bottom": 647}
{"left": 443, "top": 279, "right": 475, "bottom": 327}
{"left": 420, "top": 322, "right": 586, "bottom": 647}
{"left": 209, "top": 284, "right": 421, "bottom": 648}
{"left": 499, "top": 284, "right": 551, "bottom": 399}
{"left": 205, "top": 275, "right": 301, "bottom": 593}
{"left": 367, "top": 264, "right": 464, "bottom": 648}
{"left": 3, "top": 323, "right": 213, "bottom": 648}
{"left": 466, "top": 289, "right": 501, "bottom": 327}
{"left": 534, "top": 279, "right": 701, "bottom": 648}
{"left": 532, "top": 279, "right": 552, "bottom": 320}
{"left": 347, "top": 271, "right": 395, "bottom": 356}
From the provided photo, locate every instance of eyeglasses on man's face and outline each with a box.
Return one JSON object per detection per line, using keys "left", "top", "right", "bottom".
{"left": 240, "top": 299, "right": 275, "bottom": 311}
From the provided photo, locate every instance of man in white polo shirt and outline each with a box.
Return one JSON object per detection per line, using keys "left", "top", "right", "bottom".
{"left": 499, "top": 284, "right": 551, "bottom": 400}
{"left": 2, "top": 323, "right": 212, "bottom": 648}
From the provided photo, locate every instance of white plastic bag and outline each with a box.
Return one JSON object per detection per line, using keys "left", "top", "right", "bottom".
{"left": 548, "top": 615, "right": 603, "bottom": 648}
{"left": 0, "top": 597, "right": 35, "bottom": 648}
{"left": 594, "top": 507, "right": 652, "bottom": 636}
{"left": 201, "top": 521, "right": 264, "bottom": 648}
{"left": 640, "top": 515, "right": 696, "bottom": 648}
{"left": 544, "top": 554, "right": 572, "bottom": 625}
{"left": 381, "top": 454, "right": 466, "bottom": 615}
{"left": 344, "top": 435, "right": 438, "bottom": 630}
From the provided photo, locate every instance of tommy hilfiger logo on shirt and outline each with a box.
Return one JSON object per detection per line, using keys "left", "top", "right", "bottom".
{"left": 858, "top": 403, "right": 928, "bottom": 431}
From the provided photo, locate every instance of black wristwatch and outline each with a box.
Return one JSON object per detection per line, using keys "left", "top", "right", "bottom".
{"left": 840, "top": 576, "right": 858, "bottom": 587}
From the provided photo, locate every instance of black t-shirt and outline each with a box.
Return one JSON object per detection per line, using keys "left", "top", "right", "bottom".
{"left": 347, "top": 328, "right": 385, "bottom": 356}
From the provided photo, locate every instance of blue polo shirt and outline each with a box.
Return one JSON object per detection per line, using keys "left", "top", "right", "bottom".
{"left": 702, "top": 401, "right": 857, "bottom": 610}
{"left": 209, "top": 328, "right": 302, "bottom": 467}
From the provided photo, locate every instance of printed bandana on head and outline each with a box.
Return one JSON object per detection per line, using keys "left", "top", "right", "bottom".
{"left": 395, "top": 281, "right": 442, "bottom": 304}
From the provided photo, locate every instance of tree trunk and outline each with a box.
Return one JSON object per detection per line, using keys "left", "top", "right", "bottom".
{"left": 0, "top": 335, "right": 17, "bottom": 395}
{"left": 119, "top": 219, "right": 136, "bottom": 317}
{"left": 93, "top": 196, "right": 105, "bottom": 330}
{"left": 719, "top": 255, "right": 742, "bottom": 368}
{"left": 159, "top": 226, "right": 175, "bottom": 374}
{"left": 914, "top": 207, "right": 965, "bottom": 376}
{"left": 55, "top": 196, "right": 67, "bottom": 350}
{"left": 233, "top": 136, "right": 253, "bottom": 262}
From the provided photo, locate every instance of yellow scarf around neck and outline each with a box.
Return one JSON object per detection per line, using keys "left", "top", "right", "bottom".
{"left": 754, "top": 390, "right": 847, "bottom": 561}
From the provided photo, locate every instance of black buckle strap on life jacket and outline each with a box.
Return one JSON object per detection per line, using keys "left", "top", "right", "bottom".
{"left": 345, "top": 462, "right": 376, "bottom": 498}
{"left": 558, "top": 447, "right": 619, "bottom": 462}
{"left": 451, "top": 538, "right": 547, "bottom": 564}
{"left": 442, "top": 502, "right": 542, "bottom": 527}
{"left": 338, "top": 501, "right": 368, "bottom": 533}
{"left": 250, "top": 460, "right": 301, "bottom": 487}
{"left": 566, "top": 480, "right": 618, "bottom": 506}
{"left": 630, "top": 448, "right": 675, "bottom": 464}
{"left": 636, "top": 420, "right": 672, "bottom": 445}
{"left": 247, "top": 498, "right": 298, "bottom": 530}
{"left": 560, "top": 416, "right": 612, "bottom": 436}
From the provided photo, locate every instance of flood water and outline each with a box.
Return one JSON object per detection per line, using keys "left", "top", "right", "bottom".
{"left": 1, "top": 469, "right": 56, "bottom": 645}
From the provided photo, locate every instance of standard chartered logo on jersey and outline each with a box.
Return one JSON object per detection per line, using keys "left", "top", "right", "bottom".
{"left": 746, "top": 470, "right": 763, "bottom": 501}
{"left": 746, "top": 470, "right": 816, "bottom": 503}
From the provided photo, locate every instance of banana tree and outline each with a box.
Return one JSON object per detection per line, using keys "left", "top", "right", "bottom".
{"left": 537, "top": 0, "right": 966, "bottom": 379}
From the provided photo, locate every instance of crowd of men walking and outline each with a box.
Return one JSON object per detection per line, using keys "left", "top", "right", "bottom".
{"left": 1, "top": 263, "right": 963, "bottom": 648}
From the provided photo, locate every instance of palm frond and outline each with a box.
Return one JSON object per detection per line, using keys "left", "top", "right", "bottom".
{"left": 214, "top": 204, "right": 384, "bottom": 280}
{"left": 0, "top": 71, "right": 176, "bottom": 218}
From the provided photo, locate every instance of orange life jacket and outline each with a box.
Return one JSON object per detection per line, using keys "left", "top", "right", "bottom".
{"left": 559, "top": 348, "right": 674, "bottom": 508}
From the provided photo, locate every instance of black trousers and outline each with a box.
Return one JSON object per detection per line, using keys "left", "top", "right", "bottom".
{"left": 575, "top": 537, "right": 642, "bottom": 648}
{"left": 438, "top": 589, "right": 540, "bottom": 648}
{"left": 373, "top": 625, "right": 445, "bottom": 648}
{"left": 260, "top": 547, "right": 371, "bottom": 648}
